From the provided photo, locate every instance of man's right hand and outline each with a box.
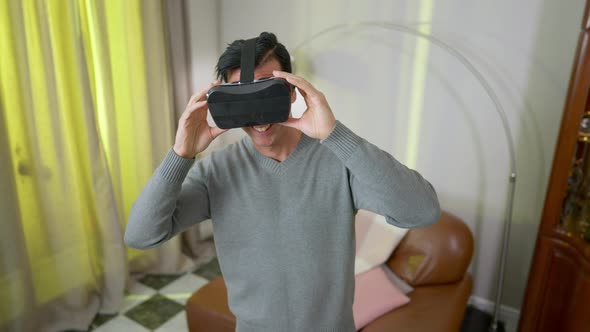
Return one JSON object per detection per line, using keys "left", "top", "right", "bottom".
{"left": 173, "top": 81, "right": 226, "bottom": 158}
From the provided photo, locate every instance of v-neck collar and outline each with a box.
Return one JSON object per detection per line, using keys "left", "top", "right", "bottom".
{"left": 244, "top": 133, "right": 315, "bottom": 175}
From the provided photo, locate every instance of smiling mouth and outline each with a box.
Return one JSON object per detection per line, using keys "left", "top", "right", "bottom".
{"left": 253, "top": 124, "right": 271, "bottom": 132}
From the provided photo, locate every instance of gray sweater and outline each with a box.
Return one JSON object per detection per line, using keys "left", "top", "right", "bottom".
{"left": 125, "top": 121, "right": 440, "bottom": 332}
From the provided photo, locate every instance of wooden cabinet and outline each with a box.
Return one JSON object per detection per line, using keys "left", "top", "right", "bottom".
{"left": 519, "top": 2, "right": 590, "bottom": 331}
{"left": 521, "top": 237, "right": 590, "bottom": 331}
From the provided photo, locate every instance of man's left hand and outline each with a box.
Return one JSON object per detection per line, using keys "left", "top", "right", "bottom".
{"left": 273, "top": 70, "right": 336, "bottom": 140}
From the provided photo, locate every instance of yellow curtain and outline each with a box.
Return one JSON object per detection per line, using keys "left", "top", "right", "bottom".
{"left": 0, "top": 0, "right": 184, "bottom": 330}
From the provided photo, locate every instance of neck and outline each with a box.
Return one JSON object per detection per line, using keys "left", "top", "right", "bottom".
{"left": 254, "top": 128, "right": 302, "bottom": 162}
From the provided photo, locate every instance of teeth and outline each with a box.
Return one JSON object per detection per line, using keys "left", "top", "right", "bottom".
{"left": 253, "top": 124, "right": 271, "bottom": 132}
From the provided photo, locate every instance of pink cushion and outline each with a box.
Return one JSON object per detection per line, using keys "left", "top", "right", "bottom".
{"left": 353, "top": 266, "right": 411, "bottom": 330}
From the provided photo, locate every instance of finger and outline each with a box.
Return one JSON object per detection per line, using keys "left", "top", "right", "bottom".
{"left": 273, "top": 70, "right": 304, "bottom": 81}
{"left": 297, "top": 86, "right": 307, "bottom": 99}
{"left": 197, "top": 80, "right": 222, "bottom": 102}
{"left": 189, "top": 80, "right": 222, "bottom": 105}
{"left": 187, "top": 94, "right": 200, "bottom": 105}
{"left": 273, "top": 71, "right": 319, "bottom": 99}
{"left": 184, "top": 100, "right": 208, "bottom": 116}
{"left": 273, "top": 71, "right": 316, "bottom": 92}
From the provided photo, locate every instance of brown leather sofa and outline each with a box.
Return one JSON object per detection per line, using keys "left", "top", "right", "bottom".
{"left": 186, "top": 211, "right": 474, "bottom": 332}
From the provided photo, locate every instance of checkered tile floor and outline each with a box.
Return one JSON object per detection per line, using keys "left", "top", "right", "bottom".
{"left": 73, "top": 243, "right": 489, "bottom": 332}
{"left": 87, "top": 256, "right": 222, "bottom": 332}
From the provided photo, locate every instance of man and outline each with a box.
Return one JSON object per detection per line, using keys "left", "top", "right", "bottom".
{"left": 125, "top": 32, "right": 440, "bottom": 331}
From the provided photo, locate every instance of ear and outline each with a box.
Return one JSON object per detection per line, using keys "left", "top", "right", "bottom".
{"left": 291, "top": 88, "right": 297, "bottom": 103}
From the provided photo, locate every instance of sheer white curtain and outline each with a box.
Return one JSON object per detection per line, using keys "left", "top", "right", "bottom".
{"left": 0, "top": 1, "right": 204, "bottom": 331}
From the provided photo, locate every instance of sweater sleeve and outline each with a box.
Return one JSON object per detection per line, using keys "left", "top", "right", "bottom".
{"left": 321, "top": 121, "right": 441, "bottom": 228}
{"left": 124, "top": 148, "right": 212, "bottom": 249}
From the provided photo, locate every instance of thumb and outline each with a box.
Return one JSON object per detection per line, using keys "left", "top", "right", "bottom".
{"left": 211, "top": 126, "right": 228, "bottom": 138}
{"left": 277, "top": 116, "right": 301, "bottom": 129}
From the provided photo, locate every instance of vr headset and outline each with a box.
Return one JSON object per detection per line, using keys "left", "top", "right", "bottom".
{"left": 207, "top": 37, "right": 293, "bottom": 129}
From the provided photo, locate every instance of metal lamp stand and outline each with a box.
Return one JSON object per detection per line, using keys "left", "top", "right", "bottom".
{"left": 293, "top": 22, "right": 518, "bottom": 331}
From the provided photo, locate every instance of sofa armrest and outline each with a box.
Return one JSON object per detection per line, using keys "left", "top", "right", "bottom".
{"left": 360, "top": 274, "right": 473, "bottom": 332}
{"left": 386, "top": 211, "right": 474, "bottom": 286}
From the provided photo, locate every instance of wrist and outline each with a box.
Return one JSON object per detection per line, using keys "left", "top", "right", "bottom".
{"left": 173, "top": 145, "right": 197, "bottom": 159}
{"left": 319, "top": 121, "right": 363, "bottom": 162}
{"left": 319, "top": 119, "right": 337, "bottom": 140}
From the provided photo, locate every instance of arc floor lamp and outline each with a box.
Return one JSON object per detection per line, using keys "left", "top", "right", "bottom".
{"left": 292, "top": 22, "right": 517, "bottom": 332}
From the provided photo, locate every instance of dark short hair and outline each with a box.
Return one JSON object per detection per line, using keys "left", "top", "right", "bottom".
{"left": 215, "top": 32, "right": 292, "bottom": 82}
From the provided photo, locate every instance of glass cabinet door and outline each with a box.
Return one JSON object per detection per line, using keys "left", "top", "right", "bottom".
{"left": 561, "top": 111, "right": 590, "bottom": 242}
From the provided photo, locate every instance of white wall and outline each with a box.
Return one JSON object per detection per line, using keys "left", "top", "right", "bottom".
{"left": 188, "top": 0, "right": 586, "bottom": 324}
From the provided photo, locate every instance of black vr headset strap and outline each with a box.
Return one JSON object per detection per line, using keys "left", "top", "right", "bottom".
{"left": 240, "top": 38, "right": 257, "bottom": 83}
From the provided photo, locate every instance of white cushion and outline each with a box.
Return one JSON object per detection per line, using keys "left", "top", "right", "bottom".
{"left": 354, "top": 210, "right": 409, "bottom": 275}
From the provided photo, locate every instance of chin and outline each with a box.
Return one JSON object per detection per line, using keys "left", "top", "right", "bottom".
{"left": 250, "top": 135, "right": 276, "bottom": 148}
{"left": 243, "top": 125, "right": 279, "bottom": 147}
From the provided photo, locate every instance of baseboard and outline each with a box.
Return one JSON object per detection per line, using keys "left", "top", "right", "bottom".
{"left": 469, "top": 296, "right": 520, "bottom": 332}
